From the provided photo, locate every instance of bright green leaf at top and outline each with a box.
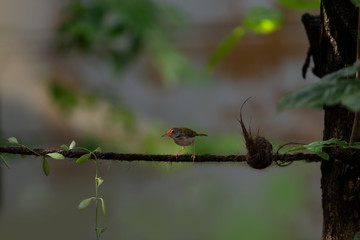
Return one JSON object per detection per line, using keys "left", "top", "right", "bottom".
{"left": 206, "top": 26, "right": 246, "bottom": 71}
{"left": 8, "top": 137, "right": 18, "bottom": 144}
{"left": 351, "top": 0, "right": 360, "bottom": 7}
{"left": 76, "top": 153, "right": 91, "bottom": 164}
{"left": 244, "top": 7, "right": 283, "bottom": 34}
{"left": 277, "top": 0, "right": 320, "bottom": 10}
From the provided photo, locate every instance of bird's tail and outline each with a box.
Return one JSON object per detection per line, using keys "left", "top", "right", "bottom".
{"left": 197, "top": 133, "right": 208, "bottom": 136}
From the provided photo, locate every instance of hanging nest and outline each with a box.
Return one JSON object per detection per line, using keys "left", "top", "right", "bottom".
{"left": 238, "top": 98, "right": 273, "bottom": 169}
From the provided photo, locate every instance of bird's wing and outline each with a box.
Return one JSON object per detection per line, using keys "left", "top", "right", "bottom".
{"left": 180, "top": 127, "right": 198, "bottom": 137}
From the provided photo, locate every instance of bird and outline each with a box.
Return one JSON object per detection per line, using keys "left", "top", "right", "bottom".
{"left": 162, "top": 127, "right": 208, "bottom": 161}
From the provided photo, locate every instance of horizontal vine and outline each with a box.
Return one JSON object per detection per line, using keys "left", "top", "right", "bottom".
{"left": 0, "top": 145, "right": 323, "bottom": 163}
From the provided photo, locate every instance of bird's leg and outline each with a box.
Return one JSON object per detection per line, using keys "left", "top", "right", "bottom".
{"left": 192, "top": 141, "right": 195, "bottom": 161}
{"left": 176, "top": 146, "right": 185, "bottom": 160}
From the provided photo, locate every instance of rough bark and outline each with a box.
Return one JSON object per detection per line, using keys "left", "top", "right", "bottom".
{"left": 319, "top": 1, "right": 360, "bottom": 239}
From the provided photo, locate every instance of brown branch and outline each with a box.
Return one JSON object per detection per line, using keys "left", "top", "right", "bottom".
{"left": 0, "top": 146, "right": 323, "bottom": 164}
{"left": 1, "top": 146, "right": 359, "bottom": 166}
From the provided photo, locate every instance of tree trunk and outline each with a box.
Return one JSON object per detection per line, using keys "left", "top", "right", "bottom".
{"left": 319, "top": 0, "right": 360, "bottom": 239}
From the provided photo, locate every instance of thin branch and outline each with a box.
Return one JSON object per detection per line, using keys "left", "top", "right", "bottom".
{"left": 0, "top": 146, "right": 323, "bottom": 163}
{"left": 2, "top": 146, "right": 360, "bottom": 166}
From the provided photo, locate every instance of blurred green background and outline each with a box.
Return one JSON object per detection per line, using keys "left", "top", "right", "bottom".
{"left": 0, "top": 0, "right": 322, "bottom": 239}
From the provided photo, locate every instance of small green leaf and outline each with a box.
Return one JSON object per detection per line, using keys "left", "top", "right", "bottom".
{"left": 47, "top": 152, "right": 65, "bottom": 160}
{"left": 69, "top": 140, "right": 76, "bottom": 150}
{"left": 93, "top": 147, "right": 102, "bottom": 153}
{"left": 78, "top": 197, "right": 95, "bottom": 210}
{"left": 76, "top": 153, "right": 91, "bottom": 164}
{"left": 8, "top": 137, "right": 18, "bottom": 144}
{"left": 0, "top": 155, "right": 10, "bottom": 169}
{"left": 100, "top": 198, "right": 106, "bottom": 216}
{"left": 42, "top": 157, "right": 50, "bottom": 176}
{"left": 61, "top": 145, "right": 69, "bottom": 151}
{"left": 96, "top": 177, "right": 104, "bottom": 187}
{"left": 21, "top": 154, "right": 28, "bottom": 158}
{"left": 99, "top": 227, "right": 108, "bottom": 235}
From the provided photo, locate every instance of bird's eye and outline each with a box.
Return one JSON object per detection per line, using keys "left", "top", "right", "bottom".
{"left": 171, "top": 130, "right": 174, "bottom": 133}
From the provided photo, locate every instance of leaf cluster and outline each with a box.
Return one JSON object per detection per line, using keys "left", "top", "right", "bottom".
{"left": 1, "top": 137, "right": 66, "bottom": 176}
{"left": 287, "top": 138, "right": 360, "bottom": 160}
{"left": 1, "top": 138, "right": 104, "bottom": 176}
{"left": 278, "top": 60, "right": 360, "bottom": 112}
{"left": 1, "top": 137, "right": 107, "bottom": 239}
{"left": 57, "top": 0, "right": 201, "bottom": 84}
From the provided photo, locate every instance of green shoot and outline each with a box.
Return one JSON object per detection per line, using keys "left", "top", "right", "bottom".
{"left": 75, "top": 146, "right": 107, "bottom": 239}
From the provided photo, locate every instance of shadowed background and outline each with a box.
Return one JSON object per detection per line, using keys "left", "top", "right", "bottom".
{"left": 0, "top": 0, "right": 322, "bottom": 239}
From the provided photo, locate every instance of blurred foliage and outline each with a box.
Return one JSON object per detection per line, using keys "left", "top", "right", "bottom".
{"left": 49, "top": 78, "right": 135, "bottom": 122}
{"left": 278, "top": 59, "right": 360, "bottom": 112}
{"left": 207, "top": 26, "right": 246, "bottom": 71}
{"left": 112, "top": 162, "right": 313, "bottom": 240}
{"left": 207, "top": 0, "right": 320, "bottom": 70}
{"left": 354, "top": 231, "right": 360, "bottom": 240}
{"left": 195, "top": 134, "right": 245, "bottom": 155}
{"left": 244, "top": 7, "right": 283, "bottom": 34}
{"left": 286, "top": 138, "right": 360, "bottom": 160}
{"left": 277, "top": 0, "right": 320, "bottom": 10}
{"left": 207, "top": 6, "right": 283, "bottom": 71}
{"left": 57, "top": 0, "right": 204, "bottom": 84}
{"left": 49, "top": 79, "right": 104, "bottom": 113}
{"left": 352, "top": 0, "right": 360, "bottom": 7}
{"left": 77, "top": 135, "right": 104, "bottom": 153}
{"left": 49, "top": 80, "right": 79, "bottom": 111}
{"left": 48, "top": 78, "right": 245, "bottom": 155}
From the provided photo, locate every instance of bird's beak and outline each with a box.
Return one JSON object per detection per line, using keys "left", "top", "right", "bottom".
{"left": 161, "top": 133, "right": 169, "bottom": 137}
